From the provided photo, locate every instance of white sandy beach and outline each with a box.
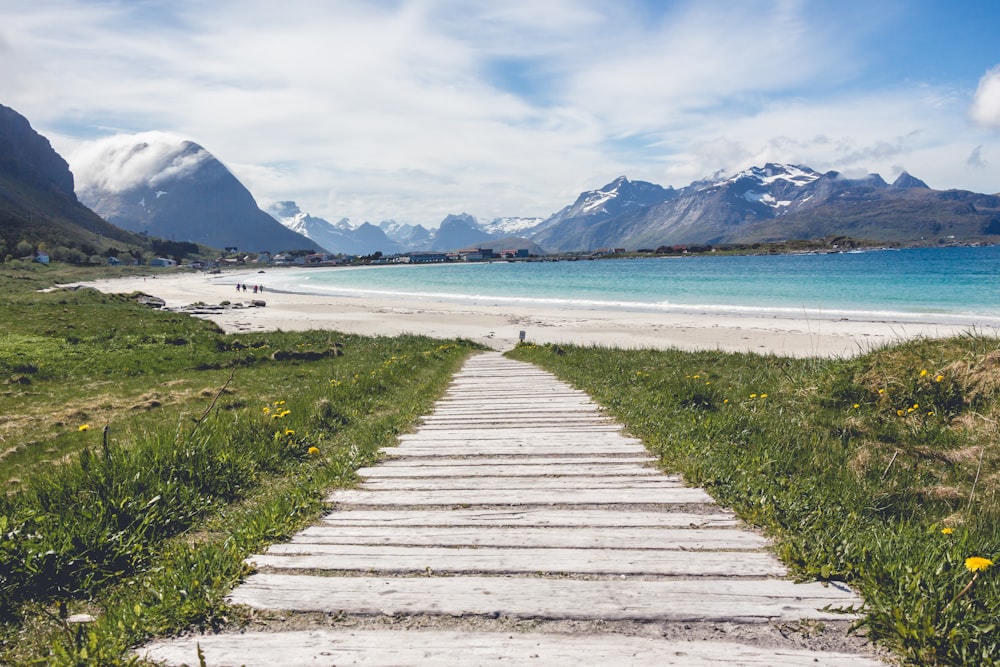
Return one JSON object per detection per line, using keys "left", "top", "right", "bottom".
{"left": 74, "top": 270, "right": 989, "bottom": 357}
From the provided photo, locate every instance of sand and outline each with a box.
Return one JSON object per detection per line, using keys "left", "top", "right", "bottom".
{"left": 72, "top": 269, "right": 989, "bottom": 357}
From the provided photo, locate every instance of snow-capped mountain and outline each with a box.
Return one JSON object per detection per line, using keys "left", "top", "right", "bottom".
{"left": 269, "top": 201, "right": 401, "bottom": 255}
{"left": 379, "top": 220, "right": 432, "bottom": 248}
{"left": 524, "top": 163, "right": 999, "bottom": 250}
{"left": 528, "top": 176, "right": 677, "bottom": 252}
{"left": 482, "top": 216, "right": 545, "bottom": 236}
{"left": 71, "top": 133, "right": 319, "bottom": 253}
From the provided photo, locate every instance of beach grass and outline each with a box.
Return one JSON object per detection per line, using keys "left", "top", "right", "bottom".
{"left": 2, "top": 259, "right": 998, "bottom": 666}
{"left": 0, "top": 261, "right": 478, "bottom": 664}
{"left": 508, "top": 339, "right": 1000, "bottom": 666}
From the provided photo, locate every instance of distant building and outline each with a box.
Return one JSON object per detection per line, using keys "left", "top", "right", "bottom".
{"left": 403, "top": 252, "right": 450, "bottom": 263}
{"left": 458, "top": 247, "right": 496, "bottom": 261}
{"left": 106, "top": 256, "right": 122, "bottom": 266}
{"left": 34, "top": 251, "right": 49, "bottom": 264}
{"left": 149, "top": 257, "right": 177, "bottom": 267}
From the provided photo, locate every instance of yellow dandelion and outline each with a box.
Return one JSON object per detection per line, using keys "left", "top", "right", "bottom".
{"left": 935, "top": 374, "right": 944, "bottom": 383}
{"left": 723, "top": 399, "right": 729, "bottom": 404}
{"left": 913, "top": 403, "right": 919, "bottom": 410}
{"left": 965, "top": 557, "right": 994, "bottom": 573}
{"left": 941, "top": 527, "right": 954, "bottom": 535}
{"left": 263, "top": 406, "right": 271, "bottom": 415}
{"left": 920, "top": 369, "right": 928, "bottom": 377}
{"left": 897, "top": 409, "right": 905, "bottom": 416}
{"left": 760, "top": 393, "right": 768, "bottom": 399}
{"left": 705, "top": 381, "right": 711, "bottom": 386}
{"left": 78, "top": 424, "right": 90, "bottom": 431}
{"left": 750, "top": 393, "right": 757, "bottom": 399}
{"left": 274, "top": 400, "right": 286, "bottom": 406}
{"left": 271, "top": 414, "right": 280, "bottom": 419}
{"left": 878, "top": 389, "right": 885, "bottom": 395}
{"left": 279, "top": 410, "right": 291, "bottom": 417}
{"left": 852, "top": 404, "right": 860, "bottom": 409}
{"left": 285, "top": 429, "right": 295, "bottom": 436}
{"left": 307, "top": 446, "right": 320, "bottom": 456}
{"left": 693, "top": 374, "right": 700, "bottom": 379}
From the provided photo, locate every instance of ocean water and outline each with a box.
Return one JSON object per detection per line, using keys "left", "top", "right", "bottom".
{"left": 258, "top": 246, "right": 1000, "bottom": 327}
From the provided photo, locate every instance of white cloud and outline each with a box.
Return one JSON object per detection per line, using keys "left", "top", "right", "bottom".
{"left": 70, "top": 132, "right": 209, "bottom": 194}
{"left": 970, "top": 65, "right": 1000, "bottom": 129}
{"left": 3, "top": 0, "right": 999, "bottom": 225}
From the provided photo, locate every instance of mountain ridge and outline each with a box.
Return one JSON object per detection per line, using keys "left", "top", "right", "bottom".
{"left": 0, "top": 104, "right": 156, "bottom": 262}
{"left": 277, "top": 163, "right": 999, "bottom": 255}
{"left": 72, "top": 133, "right": 320, "bottom": 253}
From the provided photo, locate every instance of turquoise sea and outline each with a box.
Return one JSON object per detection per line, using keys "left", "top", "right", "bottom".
{"left": 259, "top": 246, "right": 1000, "bottom": 327}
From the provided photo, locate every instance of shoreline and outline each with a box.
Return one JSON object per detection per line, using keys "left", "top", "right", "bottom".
{"left": 72, "top": 270, "right": 993, "bottom": 357}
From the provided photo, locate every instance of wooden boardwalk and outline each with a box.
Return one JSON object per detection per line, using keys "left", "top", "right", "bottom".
{"left": 143, "top": 352, "right": 884, "bottom": 666}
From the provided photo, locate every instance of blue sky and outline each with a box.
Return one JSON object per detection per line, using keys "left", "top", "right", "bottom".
{"left": 1, "top": 0, "right": 999, "bottom": 228}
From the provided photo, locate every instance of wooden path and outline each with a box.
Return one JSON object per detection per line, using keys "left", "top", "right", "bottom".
{"left": 143, "top": 352, "right": 884, "bottom": 666}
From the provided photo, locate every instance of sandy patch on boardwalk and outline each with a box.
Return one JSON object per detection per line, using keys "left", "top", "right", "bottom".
{"left": 72, "top": 269, "right": 985, "bottom": 357}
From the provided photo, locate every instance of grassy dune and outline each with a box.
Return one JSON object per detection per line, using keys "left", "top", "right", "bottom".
{"left": 509, "top": 340, "right": 999, "bottom": 666}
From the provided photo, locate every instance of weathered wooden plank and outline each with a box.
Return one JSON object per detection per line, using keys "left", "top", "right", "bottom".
{"left": 359, "top": 463, "right": 661, "bottom": 477}
{"left": 318, "top": 508, "right": 741, "bottom": 528}
{"left": 252, "top": 543, "right": 784, "bottom": 576}
{"left": 291, "top": 525, "right": 766, "bottom": 550}
{"left": 434, "top": 399, "right": 597, "bottom": 408}
{"left": 228, "top": 574, "right": 864, "bottom": 622}
{"left": 427, "top": 399, "right": 600, "bottom": 409}
{"left": 368, "top": 448, "right": 662, "bottom": 464}
{"left": 397, "top": 427, "right": 632, "bottom": 439}
{"left": 389, "top": 440, "right": 645, "bottom": 450}
{"left": 418, "top": 419, "right": 615, "bottom": 429}
{"left": 372, "top": 454, "right": 658, "bottom": 470}
{"left": 394, "top": 437, "right": 642, "bottom": 448}
{"left": 425, "top": 403, "right": 607, "bottom": 411}
{"left": 356, "top": 476, "right": 684, "bottom": 491}
{"left": 142, "top": 629, "right": 886, "bottom": 667}
{"left": 381, "top": 447, "right": 650, "bottom": 459}
{"left": 328, "top": 487, "right": 715, "bottom": 506}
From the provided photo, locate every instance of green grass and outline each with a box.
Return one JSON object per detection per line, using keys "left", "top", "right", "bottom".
{"left": 0, "top": 262, "right": 480, "bottom": 664}
{"left": 508, "top": 340, "right": 1000, "bottom": 666}
{"left": 3, "top": 260, "right": 998, "bottom": 666}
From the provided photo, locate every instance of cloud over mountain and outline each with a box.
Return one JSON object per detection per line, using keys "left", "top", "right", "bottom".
{"left": 71, "top": 131, "right": 211, "bottom": 195}
{"left": 70, "top": 133, "right": 319, "bottom": 253}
